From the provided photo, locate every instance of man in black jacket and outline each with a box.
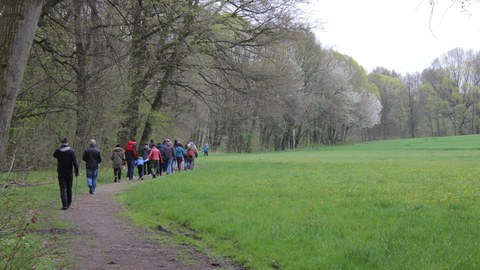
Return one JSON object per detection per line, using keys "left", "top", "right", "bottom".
{"left": 82, "top": 139, "right": 102, "bottom": 194}
{"left": 53, "top": 138, "right": 79, "bottom": 210}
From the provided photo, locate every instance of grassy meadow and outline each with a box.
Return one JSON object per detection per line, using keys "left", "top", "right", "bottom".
{"left": 118, "top": 135, "right": 480, "bottom": 269}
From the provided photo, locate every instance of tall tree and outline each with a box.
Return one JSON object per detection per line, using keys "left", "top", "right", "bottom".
{"left": 134, "top": 0, "right": 307, "bottom": 147}
{"left": 73, "top": 0, "right": 88, "bottom": 148}
{"left": 402, "top": 73, "right": 422, "bottom": 138}
{"left": 423, "top": 48, "right": 476, "bottom": 135}
{"left": 117, "top": 0, "right": 149, "bottom": 145}
{"left": 0, "top": 0, "right": 44, "bottom": 164}
{"left": 368, "top": 69, "right": 405, "bottom": 140}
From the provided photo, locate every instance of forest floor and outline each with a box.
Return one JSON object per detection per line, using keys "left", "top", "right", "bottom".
{"left": 59, "top": 178, "right": 245, "bottom": 270}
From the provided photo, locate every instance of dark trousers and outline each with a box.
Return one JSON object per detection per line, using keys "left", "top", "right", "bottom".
{"left": 127, "top": 159, "right": 135, "bottom": 179}
{"left": 176, "top": 157, "right": 183, "bottom": 170}
{"left": 144, "top": 161, "right": 151, "bottom": 175}
{"left": 157, "top": 161, "right": 164, "bottom": 176}
{"left": 114, "top": 168, "right": 122, "bottom": 180}
{"left": 161, "top": 160, "right": 167, "bottom": 172}
{"left": 137, "top": 165, "right": 144, "bottom": 179}
{"left": 58, "top": 174, "right": 73, "bottom": 208}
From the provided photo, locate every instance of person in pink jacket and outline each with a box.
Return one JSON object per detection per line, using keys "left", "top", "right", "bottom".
{"left": 147, "top": 145, "right": 162, "bottom": 178}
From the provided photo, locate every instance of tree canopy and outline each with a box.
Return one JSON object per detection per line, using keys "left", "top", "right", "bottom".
{"left": 1, "top": 0, "right": 479, "bottom": 169}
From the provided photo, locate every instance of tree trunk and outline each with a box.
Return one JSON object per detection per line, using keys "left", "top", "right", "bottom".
{"left": 0, "top": 0, "right": 44, "bottom": 164}
{"left": 118, "top": 0, "right": 146, "bottom": 145}
{"left": 140, "top": 66, "right": 172, "bottom": 145}
{"left": 73, "top": 0, "right": 88, "bottom": 149}
{"left": 140, "top": 1, "right": 197, "bottom": 144}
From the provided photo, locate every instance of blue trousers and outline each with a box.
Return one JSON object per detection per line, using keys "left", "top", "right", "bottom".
{"left": 86, "top": 169, "right": 98, "bottom": 193}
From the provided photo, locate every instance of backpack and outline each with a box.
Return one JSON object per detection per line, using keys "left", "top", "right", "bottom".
{"left": 187, "top": 148, "right": 195, "bottom": 158}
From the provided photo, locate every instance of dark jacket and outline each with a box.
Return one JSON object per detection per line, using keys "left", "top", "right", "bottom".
{"left": 53, "top": 144, "right": 79, "bottom": 176}
{"left": 142, "top": 144, "right": 151, "bottom": 160}
{"left": 158, "top": 143, "right": 166, "bottom": 162}
{"left": 164, "top": 142, "right": 175, "bottom": 159}
{"left": 82, "top": 146, "right": 102, "bottom": 170}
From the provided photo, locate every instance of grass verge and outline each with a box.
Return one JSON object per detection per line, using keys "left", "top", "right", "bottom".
{"left": 118, "top": 135, "right": 480, "bottom": 269}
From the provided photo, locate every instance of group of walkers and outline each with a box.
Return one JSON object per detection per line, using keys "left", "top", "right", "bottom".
{"left": 111, "top": 139, "right": 206, "bottom": 182}
{"left": 53, "top": 137, "right": 209, "bottom": 210}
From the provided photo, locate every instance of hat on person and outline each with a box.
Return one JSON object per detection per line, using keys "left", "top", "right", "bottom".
{"left": 116, "top": 144, "right": 120, "bottom": 147}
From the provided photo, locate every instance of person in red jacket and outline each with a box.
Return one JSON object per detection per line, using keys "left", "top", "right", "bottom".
{"left": 147, "top": 144, "right": 162, "bottom": 178}
{"left": 125, "top": 139, "right": 137, "bottom": 180}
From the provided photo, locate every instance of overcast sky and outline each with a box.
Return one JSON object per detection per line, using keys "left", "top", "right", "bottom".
{"left": 301, "top": 0, "right": 480, "bottom": 74}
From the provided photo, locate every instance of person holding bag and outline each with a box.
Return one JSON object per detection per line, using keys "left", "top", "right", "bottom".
{"left": 82, "top": 139, "right": 102, "bottom": 194}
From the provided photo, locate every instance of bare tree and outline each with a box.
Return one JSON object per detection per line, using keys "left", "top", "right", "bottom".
{"left": 423, "top": 48, "right": 476, "bottom": 135}
{"left": 403, "top": 73, "right": 422, "bottom": 138}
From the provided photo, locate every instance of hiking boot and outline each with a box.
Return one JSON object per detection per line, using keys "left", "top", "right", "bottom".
{"left": 61, "top": 206, "right": 68, "bottom": 210}
{"left": 89, "top": 186, "right": 93, "bottom": 194}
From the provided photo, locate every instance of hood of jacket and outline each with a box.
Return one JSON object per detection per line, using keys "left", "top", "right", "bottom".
{"left": 59, "top": 144, "right": 71, "bottom": 152}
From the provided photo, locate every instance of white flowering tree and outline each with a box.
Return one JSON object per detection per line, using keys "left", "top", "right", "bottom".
{"left": 309, "top": 50, "right": 381, "bottom": 144}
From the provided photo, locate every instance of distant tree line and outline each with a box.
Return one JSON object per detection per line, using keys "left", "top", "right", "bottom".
{"left": 1, "top": 0, "right": 478, "bottom": 170}
{"left": 369, "top": 48, "right": 480, "bottom": 140}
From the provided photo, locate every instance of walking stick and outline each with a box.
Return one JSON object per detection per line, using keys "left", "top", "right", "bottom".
{"left": 74, "top": 175, "right": 78, "bottom": 206}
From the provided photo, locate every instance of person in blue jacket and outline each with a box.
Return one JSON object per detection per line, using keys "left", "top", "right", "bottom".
{"left": 202, "top": 144, "right": 209, "bottom": 156}
{"left": 175, "top": 143, "right": 185, "bottom": 171}
{"left": 135, "top": 156, "right": 148, "bottom": 180}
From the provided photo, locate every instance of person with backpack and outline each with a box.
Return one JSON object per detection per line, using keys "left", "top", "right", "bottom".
{"left": 186, "top": 142, "right": 198, "bottom": 170}
{"left": 53, "top": 138, "right": 79, "bottom": 210}
{"left": 110, "top": 144, "right": 125, "bottom": 183}
{"left": 124, "top": 139, "right": 137, "bottom": 180}
{"left": 82, "top": 139, "right": 102, "bottom": 194}
{"left": 175, "top": 143, "right": 185, "bottom": 171}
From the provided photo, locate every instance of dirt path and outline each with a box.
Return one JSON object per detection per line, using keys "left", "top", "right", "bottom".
{"left": 60, "top": 179, "right": 244, "bottom": 270}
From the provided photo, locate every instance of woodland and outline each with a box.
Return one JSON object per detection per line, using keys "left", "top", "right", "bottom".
{"left": 1, "top": 0, "right": 480, "bottom": 171}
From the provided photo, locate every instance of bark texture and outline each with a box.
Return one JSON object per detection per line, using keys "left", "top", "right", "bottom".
{"left": 0, "top": 0, "right": 44, "bottom": 163}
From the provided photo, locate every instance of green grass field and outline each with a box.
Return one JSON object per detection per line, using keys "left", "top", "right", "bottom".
{"left": 118, "top": 135, "right": 480, "bottom": 269}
